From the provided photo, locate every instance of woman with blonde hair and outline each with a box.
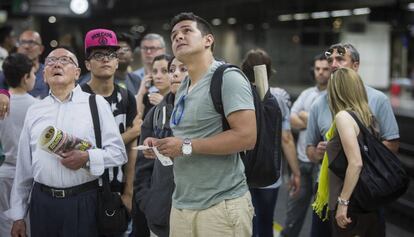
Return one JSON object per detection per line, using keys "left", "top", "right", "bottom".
{"left": 313, "top": 67, "right": 384, "bottom": 237}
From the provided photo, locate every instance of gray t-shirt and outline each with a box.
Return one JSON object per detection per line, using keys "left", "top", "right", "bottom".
{"left": 0, "top": 93, "right": 37, "bottom": 178}
{"left": 306, "top": 85, "right": 399, "bottom": 147}
{"left": 170, "top": 60, "right": 254, "bottom": 210}
{"left": 291, "top": 86, "right": 326, "bottom": 162}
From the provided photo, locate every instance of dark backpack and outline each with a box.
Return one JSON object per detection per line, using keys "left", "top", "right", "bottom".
{"left": 210, "top": 64, "right": 282, "bottom": 188}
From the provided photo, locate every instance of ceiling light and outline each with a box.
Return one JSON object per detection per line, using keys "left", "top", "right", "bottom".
{"left": 311, "top": 11, "right": 330, "bottom": 19}
{"left": 245, "top": 24, "right": 254, "bottom": 30}
{"left": 48, "top": 16, "right": 56, "bottom": 23}
{"left": 331, "top": 9, "right": 352, "bottom": 17}
{"left": 293, "top": 13, "right": 310, "bottom": 20}
{"left": 211, "top": 18, "right": 222, "bottom": 26}
{"left": 408, "top": 3, "right": 414, "bottom": 11}
{"left": 261, "top": 22, "right": 270, "bottom": 29}
{"left": 353, "top": 8, "right": 371, "bottom": 15}
{"left": 227, "top": 17, "right": 237, "bottom": 25}
{"left": 50, "top": 40, "right": 58, "bottom": 48}
{"left": 278, "top": 14, "right": 293, "bottom": 21}
{"left": 70, "top": 0, "right": 89, "bottom": 15}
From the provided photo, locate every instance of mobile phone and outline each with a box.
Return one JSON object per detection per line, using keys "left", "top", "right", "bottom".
{"left": 145, "top": 77, "right": 153, "bottom": 89}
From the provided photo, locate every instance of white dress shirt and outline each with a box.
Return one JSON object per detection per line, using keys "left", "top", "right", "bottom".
{"left": 7, "top": 85, "right": 127, "bottom": 221}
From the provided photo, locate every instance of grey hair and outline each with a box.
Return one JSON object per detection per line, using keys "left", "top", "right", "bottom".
{"left": 328, "top": 43, "right": 360, "bottom": 63}
{"left": 141, "top": 33, "right": 166, "bottom": 48}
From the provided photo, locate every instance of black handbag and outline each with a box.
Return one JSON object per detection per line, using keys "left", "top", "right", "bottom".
{"left": 89, "top": 95, "right": 130, "bottom": 235}
{"left": 328, "top": 111, "right": 409, "bottom": 212}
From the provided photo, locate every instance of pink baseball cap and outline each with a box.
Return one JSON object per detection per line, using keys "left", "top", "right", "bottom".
{"left": 84, "top": 28, "right": 120, "bottom": 55}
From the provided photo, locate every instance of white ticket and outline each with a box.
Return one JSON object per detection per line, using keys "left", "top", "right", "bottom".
{"left": 132, "top": 145, "right": 173, "bottom": 166}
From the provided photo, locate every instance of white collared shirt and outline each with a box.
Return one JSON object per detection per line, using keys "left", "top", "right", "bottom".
{"left": 7, "top": 85, "right": 127, "bottom": 221}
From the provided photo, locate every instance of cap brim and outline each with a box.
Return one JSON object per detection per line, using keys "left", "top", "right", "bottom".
{"left": 85, "top": 45, "right": 120, "bottom": 53}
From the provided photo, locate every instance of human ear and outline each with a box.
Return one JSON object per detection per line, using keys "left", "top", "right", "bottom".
{"left": 205, "top": 34, "right": 214, "bottom": 49}
{"left": 85, "top": 60, "right": 91, "bottom": 71}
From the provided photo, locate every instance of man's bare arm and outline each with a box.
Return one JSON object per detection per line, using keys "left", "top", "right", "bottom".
{"left": 121, "top": 117, "right": 142, "bottom": 145}
{"left": 290, "top": 113, "right": 307, "bottom": 130}
{"left": 383, "top": 139, "right": 399, "bottom": 154}
{"left": 121, "top": 140, "right": 138, "bottom": 213}
{"left": 306, "top": 142, "right": 326, "bottom": 163}
{"left": 155, "top": 109, "right": 256, "bottom": 158}
{"left": 192, "top": 109, "right": 256, "bottom": 155}
{"left": 281, "top": 130, "right": 301, "bottom": 196}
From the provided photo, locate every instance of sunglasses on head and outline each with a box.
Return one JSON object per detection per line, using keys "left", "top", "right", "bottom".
{"left": 325, "top": 46, "right": 346, "bottom": 58}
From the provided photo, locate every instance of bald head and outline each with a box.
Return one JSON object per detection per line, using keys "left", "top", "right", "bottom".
{"left": 17, "top": 30, "right": 44, "bottom": 62}
{"left": 44, "top": 48, "right": 81, "bottom": 90}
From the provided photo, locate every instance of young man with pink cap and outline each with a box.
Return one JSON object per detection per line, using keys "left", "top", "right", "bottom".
{"left": 81, "top": 28, "right": 142, "bottom": 235}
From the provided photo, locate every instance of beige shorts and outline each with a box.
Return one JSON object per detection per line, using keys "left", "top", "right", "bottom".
{"left": 169, "top": 191, "right": 254, "bottom": 237}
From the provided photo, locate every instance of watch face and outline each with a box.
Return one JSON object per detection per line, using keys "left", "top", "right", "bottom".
{"left": 183, "top": 144, "right": 192, "bottom": 155}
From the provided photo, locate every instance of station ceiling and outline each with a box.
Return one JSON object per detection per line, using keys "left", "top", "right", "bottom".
{"left": 0, "top": 0, "right": 411, "bottom": 20}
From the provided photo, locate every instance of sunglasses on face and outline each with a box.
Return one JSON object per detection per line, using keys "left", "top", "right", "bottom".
{"left": 45, "top": 56, "right": 78, "bottom": 67}
{"left": 325, "top": 46, "right": 346, "bottom": 58}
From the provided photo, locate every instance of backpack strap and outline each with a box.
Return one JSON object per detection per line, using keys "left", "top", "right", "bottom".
{"left": 210, "top": 64, "right": 239, "bottom": 131}
{"left": 346, "top": 111, "right": 372, "bottom": 137}
{"left": 89, "top": 95, "right": 111, "bottom": 192}
{"left": 89, "top": 94, "right": 101, "bottom": 148}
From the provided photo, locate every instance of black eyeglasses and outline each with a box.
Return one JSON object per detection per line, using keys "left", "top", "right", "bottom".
{"left": 117, "top": 47, "right": 131, "bottom": 53}
{"left": 140, "top": 46, "right": 163, "bottom": 53}
{"left": 89, "top": 52, "right": 118, "bottom": 61}
{"left": 45, "top": 56, "right": 78, "bottom": 67}
{"left": 171, "top": 95, "right": 186, "bottom": 126}
{"left": 18, "top": 40, "right": 41, "bottom": 47}
{"left": 325, "top": 46, "right": 346, "bottom": 58}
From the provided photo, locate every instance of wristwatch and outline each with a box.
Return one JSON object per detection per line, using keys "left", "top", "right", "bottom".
{"left": 181, "top": 138, "right": 192, "bottom": 157}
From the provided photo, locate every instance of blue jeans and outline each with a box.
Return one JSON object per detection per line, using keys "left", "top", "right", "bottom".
{"left": 250, "top": 188, "right": 279, "bottom": 237}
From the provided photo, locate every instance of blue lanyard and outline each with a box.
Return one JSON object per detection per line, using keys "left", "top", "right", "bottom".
{"left": 171, "top": 95, "right": 186, "bottom": 126}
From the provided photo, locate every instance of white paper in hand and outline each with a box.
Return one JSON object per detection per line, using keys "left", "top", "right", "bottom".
{"left": 152, "top": 147, "right": 173, "bottom": 166}
{"left": 132, "top": 145, "right": 151, "bottom": 150}
{"left": 132, "top": 145, "right": 173, "bottom": 166}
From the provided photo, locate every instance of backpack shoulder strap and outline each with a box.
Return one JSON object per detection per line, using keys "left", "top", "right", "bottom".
{"left": 210, "top": 63, "right": 239, "bottom": 131}
{"left": 88, "top": 95, "right": 110, "bottom": 184}
{"left": 346, "top": 111, "right": 373, "bottom": 138}
{"left": 89, "top": 94, "right": 101, "bottom": 148}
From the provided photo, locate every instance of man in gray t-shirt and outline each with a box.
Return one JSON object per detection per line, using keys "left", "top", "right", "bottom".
{"left": 281, "top": 54, "right": 330, "bottom": 237}
{"left": 306, "top": 43, "right": 399, "bottom": 237}
{"left": 306, "top": 43, "right": 399, "bottom": 162}
{"left": 142, "top": 13, "right": 256, "bottom": 237}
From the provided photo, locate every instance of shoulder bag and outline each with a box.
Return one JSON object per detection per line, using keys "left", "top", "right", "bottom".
{"left": 329, "top": 111, "right": 409, "bottom": 212}
{"left": 89, "top": 94, "right": 130, "bottom": 235}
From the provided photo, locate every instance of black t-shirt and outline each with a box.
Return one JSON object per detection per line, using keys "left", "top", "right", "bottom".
{"left": 81, "top": 83, "right": 137, "bottom": 132}
{"left": 81, "top": 83, "right": 137, "bottom": 192}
